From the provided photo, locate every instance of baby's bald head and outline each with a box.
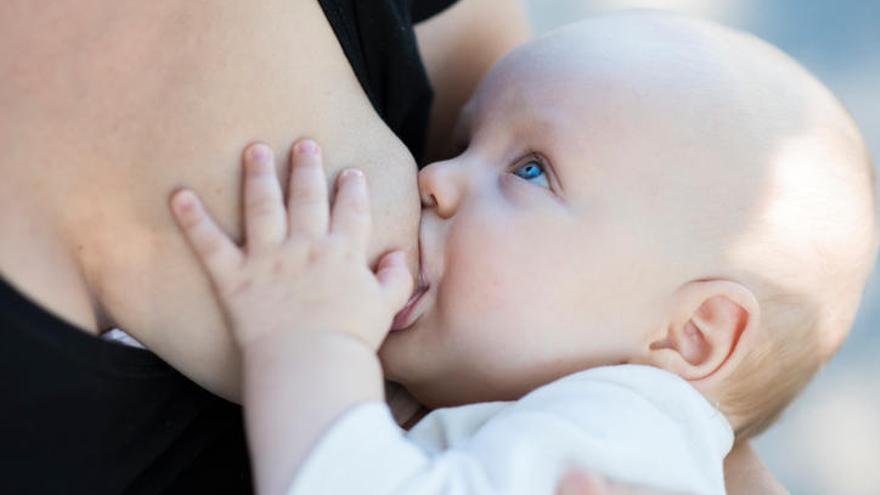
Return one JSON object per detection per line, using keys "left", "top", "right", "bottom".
{"left": 510, "top": 12, "right": 879, "bottom": 436}
{"left": 382, "top": 12, "right": 876, "bottom": 430}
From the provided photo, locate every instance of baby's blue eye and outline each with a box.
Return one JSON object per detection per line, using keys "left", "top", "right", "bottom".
{"left": 513, "top": 159, "right": 550, "bottom": 188}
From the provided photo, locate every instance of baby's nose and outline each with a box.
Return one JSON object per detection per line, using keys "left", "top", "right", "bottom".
{"left": 417, "top": 160, "right": 466, "bottom": 219}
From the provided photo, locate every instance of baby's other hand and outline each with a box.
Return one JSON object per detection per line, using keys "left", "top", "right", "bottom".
{"left": 556, "top": 470, "right": 683, "bottom": 495}
{"left": 170, "top": 140, "right": 413, "bottom": 352}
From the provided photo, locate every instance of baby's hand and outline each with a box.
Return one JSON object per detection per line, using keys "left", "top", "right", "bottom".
{"left": 556, "top": 470, "right": 681, "bottom": 495}
{"left": 170, "top": 140, "right": 413, "bottom": 352}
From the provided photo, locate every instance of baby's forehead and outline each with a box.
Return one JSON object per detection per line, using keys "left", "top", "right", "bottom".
{"left": 471, "top": 13, "right": 866, "bottom": 178}
{"left": 477, "top": 12, "right": 845, "bottom": 167}
{"left": 471, "top": 34, "right": 739, "bottom": 173}
{"left": 484, "top": 12, "right": 806, "bottom": 116}
{"left": 495, "top": 14, "right": 730, "bottom": 85}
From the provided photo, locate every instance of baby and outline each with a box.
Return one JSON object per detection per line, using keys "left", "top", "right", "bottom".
{"left": 170, "top": 11, "right": 878, "bottom": 495}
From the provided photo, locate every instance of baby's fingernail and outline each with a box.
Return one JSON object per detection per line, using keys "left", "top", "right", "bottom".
{"left": 295, "top": 139, "right": 318, "bottom": 155}
{"left": 341, "top": 168, "right": 363, "bottom": 181}
{"left": 173, "top": 190, "right": 196, "bottom": 215}
{"left": 248, "top": 144, "right": 271, "bottom": 163}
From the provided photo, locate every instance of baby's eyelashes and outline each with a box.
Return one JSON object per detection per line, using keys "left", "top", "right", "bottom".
{"left": 511, "top": 158, "right": 550, "bottom": 189}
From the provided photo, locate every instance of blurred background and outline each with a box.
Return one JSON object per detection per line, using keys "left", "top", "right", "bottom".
{"left": 521, "top": 1, "right": 879, "bottom": 493}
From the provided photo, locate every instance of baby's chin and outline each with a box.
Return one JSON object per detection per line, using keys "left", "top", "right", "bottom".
{"left": 377, "top": 328, "right": 423, "bottom": 385}
{"left": 378, "top": 339, "right": 466, "bottom": 407}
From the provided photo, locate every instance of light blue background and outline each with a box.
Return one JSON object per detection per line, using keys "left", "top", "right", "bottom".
{"left": 523, "top": 2, "right": 879, "bottom": 493}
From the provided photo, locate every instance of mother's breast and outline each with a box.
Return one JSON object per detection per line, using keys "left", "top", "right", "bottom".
{"left": 0, "top": 0, "right": 421, "bottom": 401}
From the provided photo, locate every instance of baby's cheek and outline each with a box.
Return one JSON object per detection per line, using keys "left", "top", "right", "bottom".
{"left": 448, "top": 255, "right": 536, "bottom": 328}
{"left": 446, "top": 240, "right": 503, "bottom": 299}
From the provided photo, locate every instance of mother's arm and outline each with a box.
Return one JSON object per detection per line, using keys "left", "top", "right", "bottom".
{"left": 416, "top": 0, "right": 533, "bottom": 162}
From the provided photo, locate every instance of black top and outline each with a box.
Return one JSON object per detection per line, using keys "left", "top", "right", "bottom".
{"left": 0, "top": 1, "right": 456, "bottom": 493}
{"left": 0, "top": 277, "right": 251, "bottom": 494}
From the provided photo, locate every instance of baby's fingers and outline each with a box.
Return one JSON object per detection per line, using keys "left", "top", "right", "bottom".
{"left": 376, "top": 251, "right": 414, "bottom": 313}
{"left": 288, "top": 139, "right": 329, "bottom": 238}
{"left": 557, "top": 470, "right": 610, "bottom": 495}
{"left": 556, "top": 470, "right": 677, "bottom": 495}
{"left": 242, "top": 144, "right": 287, "bottom": 252}
{"left": 331, "top": 169, "right": 370, "bottom": 255}
{"left": 171, "top": 190, "right": 243, "bottom": 284}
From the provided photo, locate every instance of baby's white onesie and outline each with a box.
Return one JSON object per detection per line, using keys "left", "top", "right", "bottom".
{"left": 288, "top": 364, "right": 733, "bottom": 495}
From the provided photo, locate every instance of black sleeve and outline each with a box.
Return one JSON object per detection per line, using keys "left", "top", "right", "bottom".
{"left": 411, "top": 0, "right": 459, "bottom": 23}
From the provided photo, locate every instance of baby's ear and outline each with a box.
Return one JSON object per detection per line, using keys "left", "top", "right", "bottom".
{"left": 644, "top": 280, "right": 761, "bottom": 388}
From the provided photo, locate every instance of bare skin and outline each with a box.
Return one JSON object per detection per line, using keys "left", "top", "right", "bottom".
{"left": 0, "top": 1, "right": 784, "bottom": 491}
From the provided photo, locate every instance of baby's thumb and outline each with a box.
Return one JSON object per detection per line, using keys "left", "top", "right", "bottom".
{"left": 376, "top": 250, "right": 414, "bottom": 311}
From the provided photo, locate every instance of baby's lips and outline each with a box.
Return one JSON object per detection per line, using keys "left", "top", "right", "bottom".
{"left": 392, "top": 235, "right": 433, "bottom": 331}
{"left": 390, "top": 278, "right": 429, "bottom": 331}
